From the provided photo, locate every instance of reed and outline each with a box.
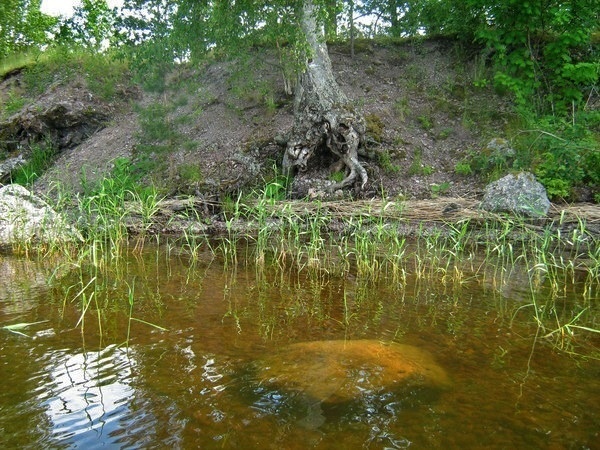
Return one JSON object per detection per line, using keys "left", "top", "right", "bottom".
{"left": 9, "top": 176, "right": 596, "bottom": 356}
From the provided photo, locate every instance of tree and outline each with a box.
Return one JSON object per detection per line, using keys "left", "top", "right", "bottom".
{"left": 0, "top": 0, "right": 57, "bottom": 58}
{"left": 57, "top": 0, "right": 116, "bottom": 50}
{"left": 116, "top": 0, "right": 370, "bottom": 193}
{"left": 282, "top": 0, "right": 368, "bottom": 192}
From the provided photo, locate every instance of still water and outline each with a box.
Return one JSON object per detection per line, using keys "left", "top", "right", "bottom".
{"left": 1, "top": 244, "right": 598, "bottom": 449}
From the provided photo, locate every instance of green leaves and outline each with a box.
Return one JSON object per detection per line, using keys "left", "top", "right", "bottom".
{"left": 2, "top": 320, "right": 49, "bottom": 337}
{"left": 0, "top": 0, "right": 57, "bottom": 58}
{"left": 59, "top": 0, "right": 116, "bottom": 50}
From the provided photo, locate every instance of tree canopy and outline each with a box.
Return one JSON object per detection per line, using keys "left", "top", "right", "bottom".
{"left": 3, "top": 0, "right": 597, "bottom": 116}
{"left": 1, "top": 0, "right": 598, "bottom": 199}
{"left": 0, "top": 0, "right": 57, "bottom": 58}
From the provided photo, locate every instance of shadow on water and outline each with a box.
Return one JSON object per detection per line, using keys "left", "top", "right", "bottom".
{"left": 0, "top": 241, "right": 598, "bottom": 449}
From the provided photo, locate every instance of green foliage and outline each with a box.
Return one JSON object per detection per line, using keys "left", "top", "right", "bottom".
{"left": 2, "top": 91, "right": 27, "bottom": 118}
{"left": 417, "top": 114, "right": 433, "bottom": 131}
{"left": 329, "top": 170, "right": 345, "bottom": 183}
{"left": 80, "top": 51, "right": 130, "bottom": 100}
{"left": 478, "top": 1, "right": 597, "bottom": 116}
{"left": 57, "top": 0, "right": 116, "bottom": 50}
{"left": 227, "top": 63, "right": 279, "bottom": 111}
{"left": 430, "top": 181, "right": 451, "bottom": 197}
{"left": 454, "top": 161, "right": 473, "bottom": 176}
{"left": 0, "top": 0, "right": 57, "bottom": 59}
{"left": 383, "top": 1, "right": 599, "bottom": 118}
{"left": 83, "top": 157, "right": 138, "bottom": 199}
{"left": 20, "top": 46, "right": 130, "bottom": 100}
{"left": 177, "top": 164, "right": 203, "bottom": 184}
{"left": 136, "top": 102, "right": 177, "bottom": 143}
{"left": 262, "top": 175, "right": 289, "bottom": 201}
{"left": 470, "top": 139, "right": 516, "bottom": 180}
{"left": 4, "top": 0, "right": 597, "bottom": 200}
{"left": 378, "top": 150, "right": 401, "bottom": 174}
{"left": 393, "top": 96, "right": 410, "bottom": 122}
{"left": 12, "top": 140, "right": 56, "bottom": 186}
{"left": 82, "top": 157, "right": 157, "bottom": 209}
{"left": 461, "top": 111, "right": 599, "bottom": 201}
{"left": 408, "top": 148, "right": 434, "bottom": 176}
{"left": 133, "top": 98, "right": 199, "bottom": 182}
{"left": 436, "top": 128, "right": 453, "bottom": 140}
{"left": 117, "top": 0, "right": 307, "bottom": 82}
{"left": 516, "top": 114, "right": 600, "bottom": 201}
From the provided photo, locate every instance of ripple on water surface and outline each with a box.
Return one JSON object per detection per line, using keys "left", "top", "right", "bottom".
{"left": 0, "top": 249, "right": 598, "bottom": 449}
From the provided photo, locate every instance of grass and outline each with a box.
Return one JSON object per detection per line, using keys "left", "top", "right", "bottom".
{"left": 12, "top": 140, "right": 56, "bottom": 186}
{"left": 212, "top": 214, "right": 590, "bottom": 356}
{"left": 3, "top": 162, "right": 598, "bottom": 357}
{"left": 1, "top": 320, "right": 50, "bottom": 337}
{"left": 408, "top": 148, "right": 434, "bottom": 176}
{"left": 3, "top": 40, "right": 595, "bottom": 358}
{"left": 188, "top": 194, "right": 598, "bottom": 357}
{"left": 0, "top": 46, "right": 131, "bottom": 101}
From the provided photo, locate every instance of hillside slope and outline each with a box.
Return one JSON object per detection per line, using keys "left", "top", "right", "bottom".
{"left": 3, "top": 39, "right": 514, "bottom": 203}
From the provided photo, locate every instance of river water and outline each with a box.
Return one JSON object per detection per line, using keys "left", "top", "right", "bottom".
{"left": 1, "top": 243, "right": 598, "bottom": 449}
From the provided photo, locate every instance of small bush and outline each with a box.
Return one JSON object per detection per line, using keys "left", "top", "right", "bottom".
{"left": 378, "top": 151, "right": 401, "bottom": 174}
{"left": 408, "top": 148, "right": 434, "bottom": 176}
{"left": 418, "top": 114, "right": 433, "bottom": 131}
{"left": 431, "top": 181, "right": 451, "bottom": 197}
{"left": 393, "top": 97, "right": 410, "bottom": 121}
{"left": 330, "top": 171, "right": 345, "bottom": 183}
{"left": 178, "top": 164, "right": 203, "bottom": 184}
{"left": 454, "top": 161, "right": 473, "bottom": 176}
{"left": 515, "top": 113, "right": 599, "bottom": 201}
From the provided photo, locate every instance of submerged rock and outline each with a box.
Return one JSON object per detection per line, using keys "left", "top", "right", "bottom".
{"left": 255, "top": 339, "right": 450, "bottom": 403}
{"left": 480, "top": 172, "right": 550, "bottom": 218}
{"left": 0, "top": 184, "right": 82, "bottom": 246}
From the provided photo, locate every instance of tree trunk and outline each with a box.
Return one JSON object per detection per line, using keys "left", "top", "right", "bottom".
{"left": 282, "top": 0, "right": 368, "bottom": 195}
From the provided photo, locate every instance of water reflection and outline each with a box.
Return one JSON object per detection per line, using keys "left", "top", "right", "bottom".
{"left": 0, "top": 258, "right": 52, "bottom": 311}
{"left": 0, "top": 247, "right": 598, "bottom": 449}
{"left": 41, "top": 345, "right": 135, "bottom": 447}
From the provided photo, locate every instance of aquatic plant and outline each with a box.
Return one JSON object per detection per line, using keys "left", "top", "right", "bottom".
{"left": 5, "top": 177, "right": 597, "bottom": 357}
{"left": 1, "top": 320, "right": 49, "bottom": 337}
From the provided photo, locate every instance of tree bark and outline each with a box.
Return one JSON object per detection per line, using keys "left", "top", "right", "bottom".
{"left": 282, "top": 0, "right": 368, "bottom": 194}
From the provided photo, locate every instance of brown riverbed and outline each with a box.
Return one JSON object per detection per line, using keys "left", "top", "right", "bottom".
{"left": 0, "top": 243, "right": 598, "bottom": 449}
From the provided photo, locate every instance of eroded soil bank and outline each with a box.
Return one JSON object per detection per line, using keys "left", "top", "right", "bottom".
{"left": 1, "top": 38, "right": 598, "bottom": 237}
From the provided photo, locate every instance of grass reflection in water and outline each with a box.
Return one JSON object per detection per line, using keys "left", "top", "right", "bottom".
{"left": 0, "top": 207, "right": 599, "bottom": 448}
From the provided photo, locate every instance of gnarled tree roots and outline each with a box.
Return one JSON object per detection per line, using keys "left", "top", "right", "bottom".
{"left": 283, "top": 109, "right": 368, "bottom": 193}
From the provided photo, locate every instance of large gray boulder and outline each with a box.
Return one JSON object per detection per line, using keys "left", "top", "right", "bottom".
{"left": 480, "top": 172, "right": 550, "bottom": 218}
{"left": 0, "top": 184, "right": 82, "bottom": 246}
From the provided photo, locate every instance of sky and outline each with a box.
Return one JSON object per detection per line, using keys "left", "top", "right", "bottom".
{"left": 41, "top": 0, "right": 123, "bottom": 17}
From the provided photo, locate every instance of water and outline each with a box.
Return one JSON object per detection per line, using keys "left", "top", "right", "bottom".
{"left": 1, "top": 244, "right": 598, "bottom": 449}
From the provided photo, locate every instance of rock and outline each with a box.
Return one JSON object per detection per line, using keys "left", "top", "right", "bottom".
{"left": 0, "top": 101, "right": 107, "bottom": 151}
{"left": 0, "top": 155, "right": 25, "bottom": 183}
{"left": 0, "top": 184, "right": 82, "bottom": 246}
{"left": 480, "top": 172, "right": 551, "bottom": 218}
{"left": 254, "top": 339, "right": 450, "bottom": 403}
{"left": 484, "top": 137, "right": 515, "bottom": 159}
